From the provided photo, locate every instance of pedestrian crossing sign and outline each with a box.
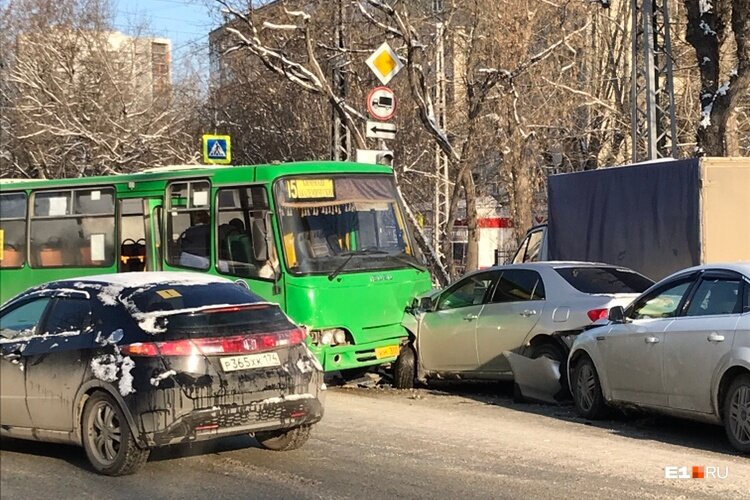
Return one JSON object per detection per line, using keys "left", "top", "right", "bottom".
{"left": 202, "top": 134, "right": 232, "bottom": 165}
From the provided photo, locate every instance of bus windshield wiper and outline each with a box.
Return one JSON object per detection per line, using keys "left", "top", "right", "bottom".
{"left": 327, "top": 249, "right": 387, "bottom": 281}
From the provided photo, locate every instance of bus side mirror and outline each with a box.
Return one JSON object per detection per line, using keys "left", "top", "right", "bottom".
{"left": 251, "top": 218, "right": 268, "bottom": 262}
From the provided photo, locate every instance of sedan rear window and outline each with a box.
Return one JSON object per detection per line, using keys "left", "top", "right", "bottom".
{"left": 554, "top": 267, "right": 653, "bottom": 294}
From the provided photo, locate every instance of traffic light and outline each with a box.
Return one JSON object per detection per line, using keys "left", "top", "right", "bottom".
{"left": 356, "top": 149, "right": 394, "bottom": 166}
{"left": 376, "top": 150, "right": 394, "bottom": 166}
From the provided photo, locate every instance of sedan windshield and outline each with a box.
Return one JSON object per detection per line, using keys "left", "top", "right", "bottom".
{"left": 274, "top": 175, "right": 420, "bottom": 275}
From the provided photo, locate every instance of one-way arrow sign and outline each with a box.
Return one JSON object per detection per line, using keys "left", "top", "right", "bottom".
{"left": 366, "top": 120, "right": 396, "bottom": 140}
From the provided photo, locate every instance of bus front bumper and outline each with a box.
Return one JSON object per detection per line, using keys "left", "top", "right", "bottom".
{"left": 309, "top": 335, "right": 406, "bottom": 372}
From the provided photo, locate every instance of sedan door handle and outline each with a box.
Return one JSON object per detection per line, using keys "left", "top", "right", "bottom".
{"left": 707, "top": 332, "right": 725, "bottom": 343}
{"left": 644, "top": 335, "right": 660, "bottom": 344}
{"left": 520, "top": 310, "right": 537, "bottom": 317}
{"left": 464, "top": 314, "right": 478, "bottom": 321}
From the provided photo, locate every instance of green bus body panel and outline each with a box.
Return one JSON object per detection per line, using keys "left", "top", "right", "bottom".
{"left": 0, "top": 161, "right": 431, "bottom": 372}
{"left": 286, "top": 270, "right": 431, "bottom": 371}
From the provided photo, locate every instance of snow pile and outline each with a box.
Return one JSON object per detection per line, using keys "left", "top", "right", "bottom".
{"left": 118, "top": 356, "right": 136, "bottom": 396}
{"left": 90, "top": 350, "right": 137, "bottom": 396}
{"left": 260, "top": 393, "right": 315, "bottom": 405}
{"left": 700, "top": 20, "right": 717, "bottom": 36}
{"left": 700, "top": 103, "right": 712, "bottom": 128}
{"left": 91, "top": 354, "right": 119, "bottom": 382}
{"left": 150, "top": 369, "right": 177, "bottom": 387}
{"left": 132, "top": 314, "right": 168, "bottom": 335}
{"left": 98, "top": 284, "right": 126, "bottom": 306}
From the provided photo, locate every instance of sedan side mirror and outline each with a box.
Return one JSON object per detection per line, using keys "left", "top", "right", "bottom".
{"left": 608, "top": 306, "right": 625, "bottom": 323}
{"left": 420, "top": 296, "right": 435, "bottom": 311}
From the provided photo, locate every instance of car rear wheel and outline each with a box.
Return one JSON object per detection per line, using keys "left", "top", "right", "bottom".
{"left": 255, "top": 424, "right": 312, "bottom": 451}
{"left": 529, "top": 341, "right": 565, "bottom": 363}
{"left": 572, "top": 357, "right": 608, "bottom": 420}
{"left": 723, "top": 374, "right": 750, "bottom": 453}
{"left": 392, "top": 344, "right": 416, "bottom": 389}
{"left": 81, "top": 391, "right": 149, "bottom": 475}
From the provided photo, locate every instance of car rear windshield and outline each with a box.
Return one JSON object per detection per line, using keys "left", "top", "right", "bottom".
{"left": 554, "top": 267, "right": 654, "bottom": 294}
{"left": 125, "top": 282, "right": 294, "bottom": 336}
{"left": 165, "top": 305, "right": 293, "bottom": 336}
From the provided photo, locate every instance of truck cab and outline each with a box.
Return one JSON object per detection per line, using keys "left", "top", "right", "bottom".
{"left": 511, "top": 224, "right": 548, "bottom": 264}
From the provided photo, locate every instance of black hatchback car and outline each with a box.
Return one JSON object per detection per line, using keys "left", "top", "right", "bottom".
{"left": 0, "top": 272, "right": 325, "bottom": 475}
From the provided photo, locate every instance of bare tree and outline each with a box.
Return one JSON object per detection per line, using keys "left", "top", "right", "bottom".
{"left": 360, "top": 0, "right": 590, "bottom": 273}
{"left": 0, "top": 0, "right": 199, "bottom": 179}
{"left": 684, "top": 0, "right": 749, "bottom": 155}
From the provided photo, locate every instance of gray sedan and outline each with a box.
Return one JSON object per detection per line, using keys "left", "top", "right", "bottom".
{"left": 395, "top": 262, "right": 653, "bottom": 388}
{"left": 569, "top": 263, "right": 750, "bottom": 453}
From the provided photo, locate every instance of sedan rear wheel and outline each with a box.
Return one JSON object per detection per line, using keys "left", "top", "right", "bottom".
{"left": 724, "top": 374, "right": 750, "bottom": 453}
{"left": 529, "top": 342, "right": 565, "bottom": 363}
{"left": 572, "top": 357, "right": 608, "bottom": 420}
{"left": 82, "top": 392, "right": 149, "bottom": 475}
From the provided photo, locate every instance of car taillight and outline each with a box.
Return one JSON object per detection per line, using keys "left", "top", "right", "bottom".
{"left": 121, "top": 328, "right": 306, "bottom": 357}
{"left": 587, "top": 308, "right": 609, "bottom": 322}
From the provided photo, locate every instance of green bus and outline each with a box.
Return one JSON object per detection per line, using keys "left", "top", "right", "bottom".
{"left": 0, "top": 161, "right": 433, "bottom": 375}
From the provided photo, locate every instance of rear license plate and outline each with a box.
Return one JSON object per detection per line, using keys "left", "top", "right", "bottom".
{"left": 220, "top": 352, "right": 281, "bottom": 372}
{"left": 374, "top": 345, "right": 400, "bottom": 359}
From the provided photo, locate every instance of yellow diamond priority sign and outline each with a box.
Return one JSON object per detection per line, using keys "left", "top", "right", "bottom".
{"left": 366, "top": 42, "right": 403, "bottom": 85}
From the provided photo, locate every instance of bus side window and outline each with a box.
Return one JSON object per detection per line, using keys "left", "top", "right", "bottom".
{"left": 29, "top": 188, "right": 115, "bottom": 268}
{"left": 119, "top": 199, "right": 147, "bottom": 272}
{"left": 0, "top": 192, "right": 27, "bottom": 268}
{"left": 215, "top": 186, "right": 278, "bottom": 280}
{"left": 166, "top": 181, "right": 211, "bottom": 270}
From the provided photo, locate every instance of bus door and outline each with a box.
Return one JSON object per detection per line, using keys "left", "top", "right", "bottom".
{"left": 215, "top": 185, "right": 285, "bottom": 308}
{"left": 119, "top": 198, "right": 163, "bottom": 272}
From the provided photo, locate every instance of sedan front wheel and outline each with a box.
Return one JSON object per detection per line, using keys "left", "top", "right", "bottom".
{"left": 572, "top": 357, "right": 609, "bottom": 420}
{"left": 723, "top": 374, "right": 750, "bottom": 453}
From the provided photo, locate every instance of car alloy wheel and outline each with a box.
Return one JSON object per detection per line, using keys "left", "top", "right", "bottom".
{"left": 576, "top": 363, "right": 597, "bottom": 412}
{"left": 572, "top": 357, "right": 608, "bottom": 420}
{"left": 88, "top": 399, "right": 122, "bottom": 465}
{"left": 81, "top": 391, "right": 149, "bottom": 475}
{"left": 727, "top": 380, "right": 750, "bottom": 446}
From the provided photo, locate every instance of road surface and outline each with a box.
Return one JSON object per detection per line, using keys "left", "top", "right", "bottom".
{"left": 1, "top": 382, "right": 748, "bottom": 499}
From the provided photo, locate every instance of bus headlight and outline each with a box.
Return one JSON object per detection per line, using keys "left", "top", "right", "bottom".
{"left": 321, "top": 331, "right": 334, "bottom": 345}
{"left": 333, "top": 330, "right": 346, "bottom": 345}
{"left": 312, "top": 328, "right": 349, "bottom": 346}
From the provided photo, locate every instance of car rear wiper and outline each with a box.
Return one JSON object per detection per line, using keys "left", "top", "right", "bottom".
{"left": 327, "top": 249, "right": 387, "bottom": 281}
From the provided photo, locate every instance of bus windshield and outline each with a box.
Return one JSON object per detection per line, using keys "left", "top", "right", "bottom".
{"left": 274, "top": 175, "right": 419, "bottom": 275}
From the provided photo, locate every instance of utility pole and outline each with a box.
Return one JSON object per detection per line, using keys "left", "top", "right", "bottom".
{"left": 433, "top": 17, "right": 449, "bottom": 261}
{"left": 630, "top": 0, "right": 678, "bottom": 162}
{"left": 330, "top": 0, "right": 350, "bottom": 161}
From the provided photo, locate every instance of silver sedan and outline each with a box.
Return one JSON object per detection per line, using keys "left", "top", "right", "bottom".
{"left": 569, "top": 263, "right": 750, "bottom": 453}
{"left": 396, "top": 262, "right": 653, "bottom": 388}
